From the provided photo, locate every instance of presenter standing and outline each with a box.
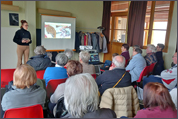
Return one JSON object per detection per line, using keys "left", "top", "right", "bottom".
{"left": 13, "top": 20, "right": 32, "bottom": 67}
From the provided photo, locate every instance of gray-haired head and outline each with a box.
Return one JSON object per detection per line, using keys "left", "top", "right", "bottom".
{"left": 135, "top": 48, "right": 142, "bottom": 54}
{"left": 147, "top": 44, "right": 156, "bottom": 53}
{"left": 64, "top": 49, "right": 74, "bottom": 59}
{"left": 79, "top": 51, "right": 90, "bottom": 63}
{"left": 157, "top": 43, "right": 165, "bottom": 50}
{"left": 64, "top": 73, "right": 99, "bottom": 118}
{"left": 34, "top": 46, "right": 46, "bottom": 55}
{"left": 55, "top": 53, "right": 68, "bottom": 66}
{"left": 112, "top": 55, "right": 125, "bottom": 68}
{"left": 133, "top": 45, "right": 140, "bottom": 51}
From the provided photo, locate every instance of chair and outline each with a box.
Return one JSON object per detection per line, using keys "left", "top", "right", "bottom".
{"left": 36, "top": 70, "right": 45, "bottom": 79}
{"left": 137, "top": 66, "right": 149, "bottom": 83}
{"left": 4, "top": 104, "right": 44, "bottom": 118}
{"left": 100, "top": 86, "right": 140, "bottom": 118}
{"left": 46, "top": 78, "right": 67, "bottom": 99}
{"left": 91, "top": 74, "right": 97, "bottom": 79}
{"left": 148, "top": 62, "right": 156, "bottom": 75}
{"left": 1, "top": 69, "right": 16, "bottom": 88}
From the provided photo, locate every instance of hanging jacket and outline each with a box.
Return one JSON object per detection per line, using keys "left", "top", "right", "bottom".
{"left": 91, "top": 33, "right": 100, "bottom": 52}
{"left": 102, "top": 35, "right": 108, "bottom": 53}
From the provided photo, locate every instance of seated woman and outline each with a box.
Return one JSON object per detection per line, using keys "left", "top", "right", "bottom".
{"left": 79, "top": 51, "right": 96, "bottom": 74}
{"left": 1, "top": 64, "right": 46, "bottom": 117}
{"left": 48, "top": 60, "right": 83, "bottom": 116}
{"left": 134, "top": 82, "right": 177, "bottom": 118}
{"left": 64, "top": 73, "right": 117, "bottom": 118}
{"left": 26, "top": 46, "right": 51, "bottom": 71}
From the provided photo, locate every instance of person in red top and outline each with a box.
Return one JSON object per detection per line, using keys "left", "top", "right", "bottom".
{"left": 134, "top": 82, "right": 177, "bottom": 118}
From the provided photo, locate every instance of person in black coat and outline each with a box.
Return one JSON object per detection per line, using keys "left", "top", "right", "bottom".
{"left": 153, "top": 43, "right": 165, "bottom": 75}
{"left": 96, "top": 55, "right": 131, "bottom": 95}
{"left": 13, "top": 20, "right": 32, "bottom": 67}
{"left": 26, "top": 46, "right": 51, "bottom": 71}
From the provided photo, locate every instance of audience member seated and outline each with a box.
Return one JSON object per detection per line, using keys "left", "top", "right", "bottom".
{"left": 64, "top": 49, "right": 74, "bottom": 60}
{"left": 49, "top": 60, "right": 83, "bottom": 116}
{"left": 26, "top": 46, "right": 51, "bottom": 71}
{"left": 43, "top": 53, "right": 68, "bottom": 86}
{"left": 169, "top": 87, "right": 177, "bottom": 109}
{"left": 96, "top": 55, "right": 131, "bottom": 96}
{"left": 143, "top": 52, "right": 177, "bottom": 90}
{"left": 1, "top": 64, "right": 46, "bottom": 117}
{"left": 134, "top": 82, "right": 177, "bottom": 118}
{"left": 126, "top": 48, "right": 146, "bottom": 83}
{"left": 153, "top": 43, "right": 165, "bottom": 75}
{"left": 100, "top": 53, "right": 119, "bottom": 70}
{"left": 144, "top": 44, "right": 157, "bottom": 66}
{"left": 121, "top": 44, "right": 130, "bottom": 61}
{"left": 64, "top": 73, "right": 117, "bottom": 118}
{"left": 79, "top": 51, "right": 96, "bottom": 74}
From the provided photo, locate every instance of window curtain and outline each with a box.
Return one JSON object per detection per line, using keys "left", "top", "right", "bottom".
{"left": 127, "top": 1, "right": 147, "bottom": 48}
{"left": 102, "top": 1, "right": 111, "bottom": 43}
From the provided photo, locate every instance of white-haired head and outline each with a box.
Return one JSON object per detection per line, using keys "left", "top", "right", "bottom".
{"left": 34, "top": 46, "right": 46, "bottom": 55}
{"left": 64, "top": 73, "right": 99, "bottom": 118}
{"left": 64, "top": 49, "right": 74, "bottom": 59}
{"left": 55, "top": 53, "right": 68, "bottom": 66}
{"left": 146, "top": 44, "right": 156, "bottom": 53}
{"left": 79, "top": 51, "right": 90, "bottom": 64}
{"left": 112, "top": 55, "right": 125, "bottom": 69}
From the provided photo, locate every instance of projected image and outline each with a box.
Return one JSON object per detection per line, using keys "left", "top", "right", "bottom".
{"left": 89, "top": 53, "right": 99, "bottom": 62}
{"left": 45, "top": 22, "right": 71, "bottom": 39}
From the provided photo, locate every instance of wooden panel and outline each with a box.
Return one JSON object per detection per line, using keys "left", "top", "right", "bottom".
{"left": 1, "top": 1, "right": 12, "bottom": 5}
{"left": 111, "top": 42, "right": 123, "bottom": 55}
{"left": 38, "top": 8, "right": 72, "bottom": 17}
{"left": 103, "top": 42, "right": 112, "bottom": 62}
{"left": 1, "top": 4, "right": 19, "bottom": 11}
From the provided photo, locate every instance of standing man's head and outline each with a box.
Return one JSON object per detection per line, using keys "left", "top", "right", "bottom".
{"left": 157, "top": 43, "right": 165, "bottom": 51}
{"left": 20, "top": 20, "right": 28, "bottom": 30}
{"left": 172, "top": 52, "right": 177, "bottom": 65}
{"left": 55, "top": 53, "right": 68, "bottom": 66}
{"left": 112, "top": 55, "right": 125, "bottom": 69}
{"left": 133, "top": 48, "right": 142, "bottom": 56}
{"left": 34, "top": 46, "right": 46, "bottom": 55}
{"left": 64, "top": 49, "right": 74, "bottom": 60}
{"left": 133, "top": 45, "right": 140, "bottom": 51}
{"left": 79, "top": 51, "right": 90, "bottom": 64}
{"left": 146, "top": 44, "right": 156, "bottom": 54}
{"left": 121, "top": 44, "right": 129, "bottom": 52}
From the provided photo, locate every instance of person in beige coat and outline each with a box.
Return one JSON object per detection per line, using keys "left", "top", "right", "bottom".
{"left": 99, "top": 86, "right": 140, "bottom": 118}
{"left": 79, "top": 51, "right": 96, "bottom": 74}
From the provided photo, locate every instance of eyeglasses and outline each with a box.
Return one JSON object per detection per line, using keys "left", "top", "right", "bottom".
{"left": 25, "top": 25, "right": 29, "bottom": 27}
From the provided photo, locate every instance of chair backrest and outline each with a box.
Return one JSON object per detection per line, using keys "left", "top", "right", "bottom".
{"left": 100, "top": 86, "right": 140, "bottom": 118}
{"left": 1, "top": 69, "right": 16, "bottom": 88}
{"left": 137, "top": 66, "right": 149, "bottom": 82}
{"left": 36, "top": 70, "right": 45, "bottom": 79}
{"left": 91, "top": 74, "right": 97, "bottom": 79}
{"left": 4, "top": 104, "right": 44, "bottom": 118}
{"left": 148, "top": 62, "right": 156, "bottom": 74}
{"left": 46, "top": 78, "right": 67, "bottom": 99}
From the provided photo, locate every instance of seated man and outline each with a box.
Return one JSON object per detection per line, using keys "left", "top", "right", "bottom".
{"left": 143, "top": 52, "right": 177, "bottom": 90}
{"left": 144, "top": 44, "right": 157, "bottom": 66}
{"left": 153, "top": 43, "right": 165, "bottom": 75}
{"left": 26, "top": 46, "right": 52, "bottom": 71}
{"left": 79, "top": 51, "right": 96, "bottom": 74}
{"left": 43, "top": 53, "right": 68, "bottom": 86}
{"left": 121, "top": 44, "right": 130, "bottom": 61}
{"left": 100, "top": 53, "right": 119, "bottom": 70}
{"left": 126, "top": 48, "right": 146, "bottom": 82}
{"left": 96, "top": 55, "right": 131, "bottom": 95}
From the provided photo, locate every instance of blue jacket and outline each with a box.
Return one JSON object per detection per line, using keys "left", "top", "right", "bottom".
{"left": 126, "top": 53, "right": 146, "bottom": 82}
{"left": 43, "top": 67, "right": 68, "bottom": 86}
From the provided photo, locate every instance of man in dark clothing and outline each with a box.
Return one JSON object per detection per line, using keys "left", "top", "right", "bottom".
{"left": 153, "top": 43, "right": 165, "bottom": 75}
{"left": 96, "top": 55, "right": 131, "bottom": 95}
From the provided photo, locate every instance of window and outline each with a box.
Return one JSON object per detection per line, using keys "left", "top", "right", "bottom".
{"left": 110, "top": 1, "right": 129, "bottom": 43}
{"left": 143, "top": 1, "right": 174, "bottom": 52}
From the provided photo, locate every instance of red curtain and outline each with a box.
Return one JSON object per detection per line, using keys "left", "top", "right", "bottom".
{"left": 127, "top": 1, "right": 147, "bottom": 48}
{"left": 102, "top": 1, "right": 111, "bottom": 43}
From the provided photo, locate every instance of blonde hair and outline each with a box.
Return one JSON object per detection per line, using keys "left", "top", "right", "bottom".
{"left": 13, "top": 64, "right": 37, "bottom": 89}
